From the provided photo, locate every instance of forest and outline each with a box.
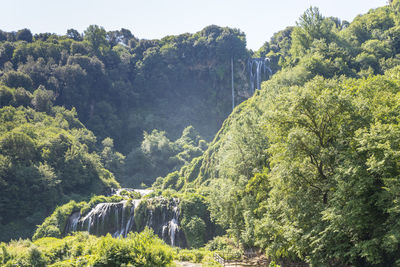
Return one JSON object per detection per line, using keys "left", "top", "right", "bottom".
{"left": 1, "top": 0, "right": 400, "bottom": 266}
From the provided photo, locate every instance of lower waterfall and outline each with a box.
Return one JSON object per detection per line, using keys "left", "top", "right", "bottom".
{"left": 64, "top": 197, "right": 186, "bottom": 247}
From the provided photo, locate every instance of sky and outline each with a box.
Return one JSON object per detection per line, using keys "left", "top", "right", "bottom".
{"left": 0, "top": 0, "right": 387, "bottom": 50}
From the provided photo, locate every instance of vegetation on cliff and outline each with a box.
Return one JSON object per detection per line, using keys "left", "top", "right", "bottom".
{"left": 0, "top": 104, "right": 119, "bottom": 241}
{"left": 153, "top": 3, "right": 400, "bottom": 265}
{"left": 2, "top": 1, "right": 400, "bottom": 266}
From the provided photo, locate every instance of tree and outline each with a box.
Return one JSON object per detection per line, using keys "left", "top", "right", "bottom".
{"left": 0, "top": 42, "right": 14, "bottom": 66}
{"left": 290, "top": 7, "right": 336, "bottom": 58}
{"left": 120, "top": 28, "right": 135, "bottom": 45}
{"left": 0, "top": 30, "right": 7, "bottom": 41}
{"left": 16, "top": 28, "right": 33, "bottom": 42}
{"left": 34, "top": 33, "right": 53, "bottom": 42}
{"left": 100, "top": 137, "right": 125, "bottom": 178}
{"left": 1, "top": 71, "right": 33, "bottom": 91}
{"left": 390, "top": 0, "right": 400, "bottom": 13}
{"left": 31, "top": 85, "right": 55, "bottom": 112}
{"left": 84, "top": 25, "right": 108, "bottom": 53}
{"left": 67, "top": 28, "right": 82, "bottom": 41}
{"left": 298, "top": 7, "right": 325, "bottom": 39}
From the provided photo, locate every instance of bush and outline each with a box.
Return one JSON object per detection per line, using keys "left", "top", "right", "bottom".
{"left": 179, "top": 193, "right": 214, "bottom": 248}
{"left": 181, "top": 216, "right": 206, "bottom": 249}
{"left": 174, "top": 248, "right": 212, "bottom": 263}
{"left": 33, "top": 200, "right": 84, "bottom": 240}
{"left": 2, "top": 229, "right": 174, "bottom": 266}
{"left": 206, "top": 235, "right": 237, "bottom": 251}
{"left": 91, "top": 229, "right": 173, "bottom": 266}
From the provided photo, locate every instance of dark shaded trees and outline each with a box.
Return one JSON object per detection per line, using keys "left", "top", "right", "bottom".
{"left": 16, "top": 28, "right": 33, "bottom": 42}
{"left": 66, "top": 28, "right": 82, "bottom": 41}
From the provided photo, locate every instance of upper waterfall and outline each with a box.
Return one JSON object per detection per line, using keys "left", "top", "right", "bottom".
{"left": 248, "top": 58, "right": 272, "bottom": 93}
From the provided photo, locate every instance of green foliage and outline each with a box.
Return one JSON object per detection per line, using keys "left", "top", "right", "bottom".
{"left": 84, "top": 25, "right": 108, "bottom": 53}
{"left": 67, "top": 29, "right": 82, "bottom": 42}
{"left": 31, "top": 85, "right": 55, "bottom": 112}
{"left": 257, "top": 3, "right": 400, "bottom": 80}
{"left": 1, "top": 71, "right": 33, "bottom": 91}
{"left": 205, "top": 235, "right": 239, "bottom": 252}
{"left": 0, "top": 106, "right": 119, "bottom": 241}
{"left": 0, "top": 24, "right": 249, "bottom": 162}
{"left": 162, "top": 171, "right": 181, "bottom": 190}
{"left": 269, "top": 261, "right": 281, "bottom": 267}
{"left": 134, "top": 200, "right": 150, "bottom": 232}
{"left": 100, "top": 137, "right": 125, "bottom": 179}
{"left": 33, "top": 200, "right": 83, "bottom": 240}
{"left": 1, "top": 229, "right": 173, "bottom": 266}
{"left": 179, "top": 66, "right": 400, "bottom": 265}
{"left": 179, "top": 193, "right": 215, "bottom": 248}
{"left": 124, "top": 126, "right": 207, "bottom": 187}
{"left": 182, "top": 216, "right": 206, "bottom": 249}
{"left": 174, "top": 248, "right": 216, "bottom": 264}
{"left": 119, "top": 189, "right": 141, "bottom": 199}
{"left": 16, "top": 28, "right": 33, "bottom": 43}
{"left": 34, "top": 195, "right": 126, "bottom": 240}
{"left": 1, "top": 3, "right": 400, "bottom": 264}
{"left": 291, "top": 7, "right": 337, "bottom": 58}
{"left": 91, "top": 229, "right": 173, "bottom": 266}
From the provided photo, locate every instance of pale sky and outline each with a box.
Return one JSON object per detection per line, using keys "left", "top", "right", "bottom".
{"left": 0, "top": 0, "right": 387, "bottom": 50}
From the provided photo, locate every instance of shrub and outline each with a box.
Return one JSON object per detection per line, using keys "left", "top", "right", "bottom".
{"left": 181, "top": 216, "right": 206, "bottom": 249}
{"left": 2, "top": 228, "right": 174, "bottom": 266}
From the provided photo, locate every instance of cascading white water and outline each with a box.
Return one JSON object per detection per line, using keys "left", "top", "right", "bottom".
{"left": 123, "top": 200, "right": 140, "bottom": 237}
{"left": 64, "top": 196, "right": 184, "bottom": 246}
{"left": 111, "top": 188, "right": 153, "bottom": 196}
{"left": 248, "top": 58, "right": 272, "bottom": 94}
{"left": 168, "top": 205, "right": 179, "bottom": 246}
{"left": 65, "top": 211, "right": 80, "bottom": 232}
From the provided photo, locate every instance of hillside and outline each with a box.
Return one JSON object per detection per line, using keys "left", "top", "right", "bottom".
{"left": 0, "top": 104, "right": 119, "bottom": 241}
{"left": 153, "top": 3, "right": 400, "bottom": 265}
{"left": 1, "top": 1, "right": 400, "bottom": 266}
{"left": 0, "top": 25, "right": 250, "bottom": 151}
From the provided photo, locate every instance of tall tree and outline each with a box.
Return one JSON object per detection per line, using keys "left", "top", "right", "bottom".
{"left": 84, "top": 25, "right": 108, "bottom": 53}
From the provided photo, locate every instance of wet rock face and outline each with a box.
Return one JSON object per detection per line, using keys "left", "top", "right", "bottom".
{"left": 64, "top": 197, "right": 187, "bottom": 247}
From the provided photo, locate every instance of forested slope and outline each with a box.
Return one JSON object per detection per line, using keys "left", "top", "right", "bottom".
{"left": 0, "top": 102, "right": 119, "bottom": 241}
{"left": 0, "top": 24, "right": 254, "bottom": 188}
{"left": 154, "top": 2, "right": 400, "bottom": 265}
{"left": 1, "top": 1, "right": 400, "bottom": 265}
{"left": 0, "top": 25, "right": 251, "bottom": 240}
{"left": 0, "top": 25, "right": 249, "bottom": 153}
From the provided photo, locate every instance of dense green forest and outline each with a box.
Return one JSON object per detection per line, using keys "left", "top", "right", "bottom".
{"left": 0, "top": 24, "right": 248, "bottom": 242}
{"left": 2, "top": 1, "right": 400, "bottom": 266}
{"left": 0, "top": 105, "right": 120, "bottom": 241}
{"left": 154, "top": 2, "right": 400, "bottom": 265}
{"left": 0, "top": 24, "right": 248, "bottom": 150}
{"left": 0, "top": 24, "right": 250, "bottom": 187}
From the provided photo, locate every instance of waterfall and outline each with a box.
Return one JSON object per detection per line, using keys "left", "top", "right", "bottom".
{"left": 167, "top": 200, "right": 179, "bottom": 246}
{"left": 65, "top": 211, "right": 80, "bottom": 233}
{"left": 110, "top": 188, "right": 153, "bottom": 196}
{"left": 248, "top": 58, "right": 272, "bottom": 93}
{"left": 64, "top": 196, "right": 186, "bottom": 247}
{"left": 231, "top": 57, "right": 235, "bottom": 110}
{"left": 77, "top": 201, "right": 133, "bottom": 237}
